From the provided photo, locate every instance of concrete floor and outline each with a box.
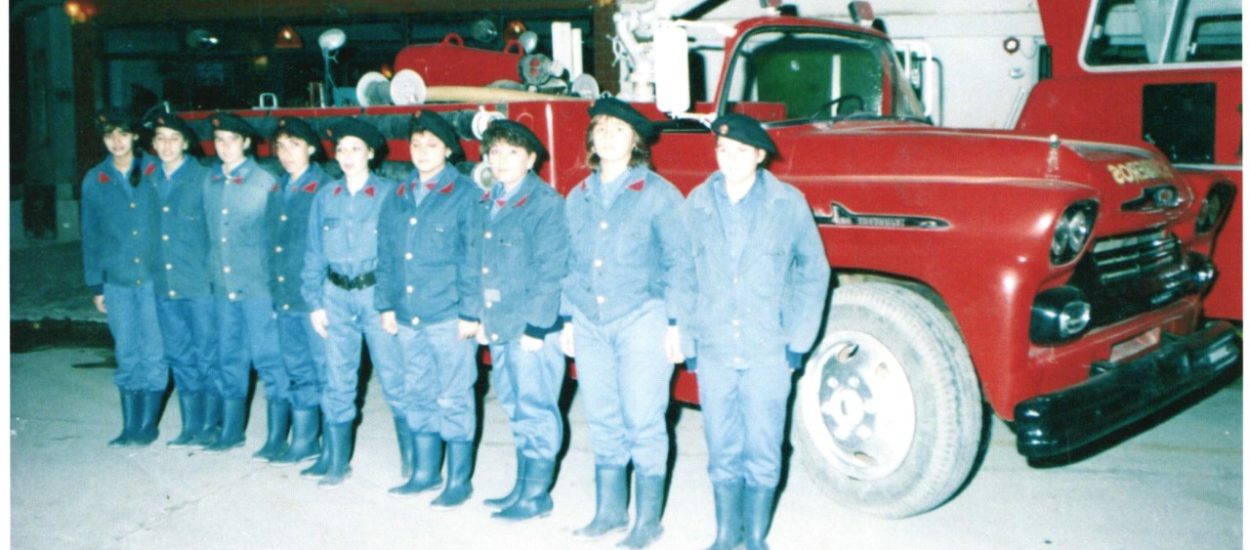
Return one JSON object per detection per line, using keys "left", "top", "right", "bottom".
{"left": 10, "top": 345, "right": 1243, "bottom": 550}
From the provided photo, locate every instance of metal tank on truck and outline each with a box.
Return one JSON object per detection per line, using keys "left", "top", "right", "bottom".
{"left": 180, "top": 0, "right": 1241, "bottom": 518}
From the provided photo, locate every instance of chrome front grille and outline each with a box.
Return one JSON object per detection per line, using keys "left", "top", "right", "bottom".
{"left": 1069, "top": 228, "right": 1192, "bottom": 328}
{"left": 1088, "top": 229, "right": 1183, "bottom": 286}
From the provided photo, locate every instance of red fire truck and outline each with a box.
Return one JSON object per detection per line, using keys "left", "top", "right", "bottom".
{"left": 183, "top": 3, "right": 1240, "bottom": 518}
{"left": 1015, "top": 0, "right": 1242, "bottom": 321}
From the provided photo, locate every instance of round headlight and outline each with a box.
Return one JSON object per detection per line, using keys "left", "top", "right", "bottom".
{"left": 1049, "top": 201, "right": 1097, "bottom": 265}
{"left": 1197, "top": 194, "right": 1222, "bottom": 233}
{"left": 1063, "top": 209, "right": 1090, "bottom": 251}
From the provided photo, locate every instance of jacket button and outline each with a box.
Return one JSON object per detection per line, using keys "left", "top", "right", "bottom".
{"left": 409, "top": 217, "right": 418, "bottom": 225}
{"left": 221, "top": 237, "right": 228, "bottom": 243}
{"left": 133, "top": 257, "right": 141, "bottom": 264}
{"left": 277, "top": 275, "right": 285, "bottom": 283}
{"left": 162, "top": 234, "right": 169, "bottom": 241}
{"left": 593, "top": 259, "right": 603, "bottom": 268}
{"left": 165, "top": 263, "right": 173, "bottom": 270}
{"left": 484, "top": 302, "right": 493, "bottom": 309}
{"left": 406, "top": 285, "right": 414, "bottom": 294}
{"left": 282, "top": 304, "right": 291, "bottom": 311}
{"left": 484, "top": 231, "right": 492, "bottom": 239}
{"left": 135, "top": 279, "right": 143, "bottom": 286}
{"left": 222, "top": 208, "right": 229, "bottom": 215}
{"left": 482, "top": 267, "right": 489, "bottom": 275}
{"left": 411, "top": 317, "right": 420, "bottom": 326}
{"left": 275, "top": 246, "right": 283, "bottom": 253}
{"left": 280, "top": 214, "right": 288, "bottom": 222}
{"left": 490, "top": 333, "right": 499, "bottom": 342}
{"left": 162, "top": 206, "right": 170, "bottom": 213}
{"left": 223, "top": 266, "right": 231, "bottom": 274}
{"left": 599, "top": 221, "right": 609, "bottom": 230}
{"left": 596, "top": 295, "right": 606, "bottom": 304}
{"left": 132, "top": 229, "right": 139, "bottom": 236}
{"left": 228, "top": 292, "right": 237, "bottom": 301}
{"left": 129, "top": 202, "right": 137, "bottom": 209}
{"left": 405, "top": 252, "right": 413, "bottom": 260}
{"left": 168, "top": 291, "right": 177, "bottom": 298}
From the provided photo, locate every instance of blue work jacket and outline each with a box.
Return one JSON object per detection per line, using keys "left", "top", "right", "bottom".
{"left": 376, "top": 165, "right": 482, "bottom": 326}
{"left": 563, "top": 165, "right": 693, "bottom": 327}
{"left": 300, "top": 173, "right": 397, "bottom": 311}
{"left": 270, "top": 163, "right": 328, "bottom": 313}
{"left": 81, "top": 156, "right": 161, "bottom": 294}
{"left": 145, "top": 157, "right": 212, "bottom": 300}
{"left": 203, "top": 157, "right": 279, "bottom": 302}
{"left": 685, "top": 169, "right": 831, "bottom": 367}
{"left": 473, "top": 172, "right": 568, "bottom": 343}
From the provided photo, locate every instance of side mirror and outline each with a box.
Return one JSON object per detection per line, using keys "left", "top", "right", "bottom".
{"left": 654, "top": 24, "right": 691, "bottom": 115}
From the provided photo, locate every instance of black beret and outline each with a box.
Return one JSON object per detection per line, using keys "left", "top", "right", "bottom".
{"left": 710, "top": 113, "right": 776, "bottom": 155}
{"left": 96, "top": 107, "right": 142, "bottom": 134}
{"left": 410, "top": 111, "right": 463, "bottom": 159}
{"left": 589, "top": 97, "right": 655, "bottom": 140}
{"left": 274, "top": 117, "right": 325, "bottom": 158}
{"left": 207, "top": 112, "right": 257, "bottom": 139}
{"left": 145, "top": 112, "right": 198, "bottom": 143}
{"left": 326, "top": 118, "right": 385, "bottom": 151}
{"left": 482, "top": 119, "right": 546, "bottom": 160}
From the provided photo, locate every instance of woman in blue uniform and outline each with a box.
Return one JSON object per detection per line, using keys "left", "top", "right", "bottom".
{"left": 561, "top": 98, "right": 693, "bottom": 548}
{"left": 685, "top": 114, "right": 830, "bottom": 550}
{"left": 141, "top": 111, "right": 215, "bottom": 448}
{"left": 267, "top": 117, "right": 330, "bottom": 466}
{"left": 376, "top": 111, "right": 482, "bottom": 506}
{"left": 474, "top": 120, "right": 569, "bottom": 521}
{"left": 81, "top": 108, "right": 166, "bottom": 447}
{"left": 300, "top": 118, "right": 402, "bottom": 487}
{"left": 201, "top": 113, "right": 289, "bottom": 455}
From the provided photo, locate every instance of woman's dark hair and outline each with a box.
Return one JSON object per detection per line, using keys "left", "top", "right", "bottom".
{"left": 129, "top": 150, "right": 144, "bottom": 188}
{"left": 584, "top": 115, "right": 651, "bottom": 171}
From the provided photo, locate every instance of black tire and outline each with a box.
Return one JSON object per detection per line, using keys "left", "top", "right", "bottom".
{"left": 793, "top": 282, "right": 983, "bottom": 518}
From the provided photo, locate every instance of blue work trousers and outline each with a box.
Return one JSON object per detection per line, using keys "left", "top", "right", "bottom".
{"left": 214, "top": 297, "right": 286, "bottom": 402}
{"left": 696, "top": 358, "right": 792, "bottom": 487}
{"left": 397, "top": 319, "right": 477, "bottom": 442}
{"left": 573, "top": 301, "right": 673, "bottom": 476}
{"left": 489, "top": 332, "right": 565, "bottom": 461}
{"left": 321, "top": 284, "right": 403, "bottom": 424}
{"left": 103, "top": 282, "right": 168, "bottom": 392}
{"left": 155, "top": 295, "right": 216, "bottom": 395}
{"left": 277, "top": 310, "right": 327, "bottom": 410}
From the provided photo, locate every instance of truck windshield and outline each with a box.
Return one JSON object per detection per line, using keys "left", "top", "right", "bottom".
{"left": 1084, "top": 0, "right": 1242, "bottom": 66}
{"left": 721, "top": 27, "right": 926, "bottom": 124}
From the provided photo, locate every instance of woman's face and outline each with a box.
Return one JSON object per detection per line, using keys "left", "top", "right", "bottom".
{"left": 103, "top": 128, "right": 137, "bottom": 159}
{"left": 410, "top": 131, "right": 450, "bottom": 177}
{"left": 335, "top": 136, "right": 373, "bottom": 178}
{"left": 213, "top": 130, "right": 250, "bottom": 166}
{"left": 152, "top": 127, "right": 188, "bottom": 164}
{"left": 487, "top": 141, "right": 537, "bottom": 187}
{"left": 275, "top": 134, "right": 314, "bottom": 176}
{"left": 715, "top": 137, "right": 765, "bottom": 185}
{"left": 591, "top": 116, "right": 636, "bottom": 166}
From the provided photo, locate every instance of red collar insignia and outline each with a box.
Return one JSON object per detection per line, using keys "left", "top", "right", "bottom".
{"left": 439, "top": 182, "right": 454, "bottom": 194}
{"left": 271, "top": 183, "right": 280, "bottom": 193}
{"left": 144, "top": 163, "right": 156, "bottom": 177}
{"left": 396, "top": 184, "right": 406, "bottom": 197}
{"left": 333, "top": 186, "right": 343, "bottom": 196}
{"left": 98, "top": 172, "right": 110, "bottom": 184}
{"left": 303, "top": 181, "right": 319, "bottom": 193}
{"left": 513, "top": 196, "right": 528, "bottom": 208}
{"left": 230, "top": 176, "right": 243, "bottom": 185}
{"left": 480, "top": 191, "right": 492, "bottom": 202}
{"left": 364, "top": 186, "right": 376, "bottom": 198}
{"left": 628, "top": 179, "right": 645, "bottom": 192}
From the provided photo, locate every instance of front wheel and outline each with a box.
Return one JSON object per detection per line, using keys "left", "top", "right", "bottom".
{"left": 793, "top": 282, "right": 984, "bottom": 518}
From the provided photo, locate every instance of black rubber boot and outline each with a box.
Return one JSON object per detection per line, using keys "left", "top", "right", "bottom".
{"left": 300, "top": 418, "right": 332, "bottom": 477}
{"left": 389, "top": 433, "right": 444, "bottom": 496}
{"left": 166, "top": 392, "right": 202, "bottom": 447}
{"left": 272, "top": 407, "right": 320, "bottom": 465}
{"left": 493, "top": 458, "right": 554, "bottom": 521}
{"left": 194, "top": 394, "right": 222, "bottom": 447}
{"left": 202, "top": 398, "right": 246, "bottom": 453}
{"left": 484, "top": 450, "right": 527, "bottom": 510}
{"left": 107, "top": 390, "right": 140, "bottom": 447}
{"left": 430, "top": 440, "right": 474, "bottom": 508}
{"left": 132, "top": 390, "right": 165, "bottom": 446}
{"left": 619, "top": 474, "right": 666, "bottom": 548}
{"left": 318, "top": 421, "right": 354, "bottom": 488}
{"left": 393, "top": 416, "right": 414, "bottom": 480}
{"left": 743, "top": 484, "right": 776, "bottom": 550}
{"left": 251, "top": 400, "right": 292, "bottom": 462}
{"left": 573, "top": 465, "right": 628, "bottom": 538}
{"left": 706, "top": 480, "right": 744, "bottom": 550}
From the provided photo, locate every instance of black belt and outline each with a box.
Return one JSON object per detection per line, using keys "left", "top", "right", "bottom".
{"left": 327, "top": 270, "right": 376, "bottom": 290}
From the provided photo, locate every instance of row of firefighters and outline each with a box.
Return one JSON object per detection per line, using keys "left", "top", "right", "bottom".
{"left": 82, "top": 97, "right": 830, "bottom": 550}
